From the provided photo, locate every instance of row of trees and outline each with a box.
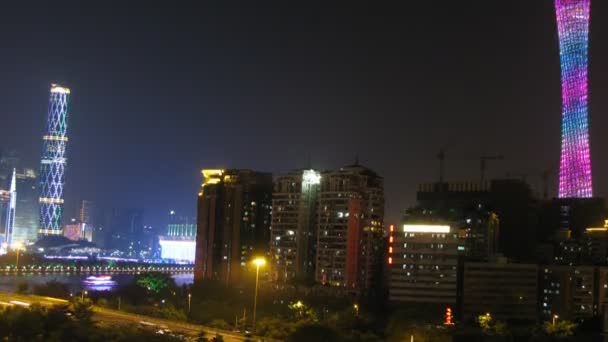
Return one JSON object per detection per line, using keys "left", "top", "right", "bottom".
{"left": 0, "top": 301, "right": 180, "bottom": 341}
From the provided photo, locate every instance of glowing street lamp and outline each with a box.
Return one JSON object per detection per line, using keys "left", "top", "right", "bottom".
{"left": 353, "top": 304, "right": 359, "bottom": 317}
{"left": 188, "top": 293, "right": 192, "bottom": 313}
{"left": 13, "top": 242, "right": 23, "bottom": 271}
{"left": 553, "top": 314, "right": 559, "bottom": 328}
{"left": 252, "top": 257, "right": 266, "bottom": 333}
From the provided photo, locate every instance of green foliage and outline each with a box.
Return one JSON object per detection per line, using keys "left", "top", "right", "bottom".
{"left": 135, "top": 272, "right": 175, "bottom": 294}
{"left": 543, "top": 319, "right": 577, "bottom": 337}
{"left": 0, "top": 303, "right": 181, "bottom": 341}
{"left": 32, "top": 280, "right": 70, "bottom": 298}
{"left": 477, "top": 313, "right": 508, "bottom": 336}
{"left": 208, "top": 319, "right": 231, "bottom": 330}
{"left": 287, "top": 323, "right": 342, "bottom": 342}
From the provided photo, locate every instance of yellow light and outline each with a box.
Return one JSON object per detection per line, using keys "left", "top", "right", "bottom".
{"left": 586, "top": 227, "right": 608, "bottom": 232}
{"left": 403, "top": 225, "right": 450, "bottom": 233}
{"left": 12, "top": 242, "right": 23, "bottom": 250}
{"left": 202, "top": 169, "right": 224, "bottom": 186}
{"left": 50, "top": 84, "right": 70, "bottom": 94}
{"left": 252, "top": 257, "right": 266, "bottom": 267}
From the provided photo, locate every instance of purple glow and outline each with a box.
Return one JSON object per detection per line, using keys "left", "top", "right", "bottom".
{"left": 556, "top": 0, "right": 593, "bottom": 198}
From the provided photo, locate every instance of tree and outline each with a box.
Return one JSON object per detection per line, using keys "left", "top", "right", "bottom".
{"left": 543, "top": 319, "right": 577, "bottom": 338}
{"left": 71, "top": 301, "right": 94, "bottom": 325}
{"left": 135, "top": 272, "right": 175, "bottom": 294}
{"left": 33, "top": 280, "right": 70, "bottom": 298}
{"left": 212, "top": 333, "right": 225, "bottom": 342}
{"left": 287, "top": 324, "right": 342, "bottom": 342}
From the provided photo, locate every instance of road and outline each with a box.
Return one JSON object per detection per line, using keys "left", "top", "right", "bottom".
{"left": 0, "top": 291, "right": 262, "bottom": 342}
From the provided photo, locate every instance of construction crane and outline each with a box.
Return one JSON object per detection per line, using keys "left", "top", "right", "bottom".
{"left": 480, "top": 155, "right": 504, "bottom": 186}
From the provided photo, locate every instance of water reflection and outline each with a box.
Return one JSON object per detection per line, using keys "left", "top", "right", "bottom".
{"left": 0, "top": 273, "right": 194, "bottom": 293}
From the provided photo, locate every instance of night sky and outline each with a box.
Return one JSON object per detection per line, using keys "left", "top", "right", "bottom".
{"left": 0, "top": 1, "right": 607, "bottom": 228}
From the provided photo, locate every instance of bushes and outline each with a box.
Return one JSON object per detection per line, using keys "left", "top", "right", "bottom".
{"left": 32, "top": 280, "right": 70, "bottom": 298}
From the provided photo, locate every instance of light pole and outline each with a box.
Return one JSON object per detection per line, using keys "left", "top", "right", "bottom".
{"left": 353, "top": 304, "right": 359, "bottom": 317}
{"left": 252, "top": 257, "right": 266, "bottom": 333}
{"left": 81, "top": 290, "right": 88, "bottom": 302}
{"left": 553, "top": 314, "right": 559, "bottom": 328}
{"left": 14, "top": 242, "right": 23, "bottom": 271}
{"left": 188, "top": 293, "right": 192, "bottom": 313}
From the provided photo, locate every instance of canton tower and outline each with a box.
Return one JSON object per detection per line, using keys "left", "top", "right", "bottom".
{"left": 38, "top": 84, "right": 71, "bottom": 236}
{"left": 556, "top": 0, "right": 593, "bottom": 198}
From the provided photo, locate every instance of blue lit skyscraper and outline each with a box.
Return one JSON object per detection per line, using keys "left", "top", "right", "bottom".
{"left": 38, "top": 84, "right": 70, "bottom": 236}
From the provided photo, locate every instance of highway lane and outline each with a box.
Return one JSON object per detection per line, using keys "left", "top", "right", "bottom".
{"left": 0, "top": 292, "right": 260, "bottom": 342}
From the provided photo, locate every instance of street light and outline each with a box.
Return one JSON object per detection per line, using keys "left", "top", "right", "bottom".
{"left": 188, "top": 293, "right": 192, "bottom": 313}
{"left": 553, "top": 314, "right": 559, "bottom": 328}
{"left": 13, "top": 242, "right": 23, "bottom": 271}
{"left": 81, "top": 290, "right": 88, "bottom": 302}
{"left": 252, "top": 257, "right": 266, "bottom": 333}
{"left": 353, "top": 304, "right": 359, "bottom": 317}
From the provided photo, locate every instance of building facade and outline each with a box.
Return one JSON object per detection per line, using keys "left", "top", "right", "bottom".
{"left": 13, "top": 168, "right": 39, "bottom": 244}
{"left": 541, "top": 265, "right": 595, "bottom": 320}
{"left": 39, "top": 84, "right": 71, "bottom": 236}
{"left": 270, "top": 169, "right": 320, "bottom": 284}
{"left": 195, "top": 169, "right": 273, "bottom": 284}
{"left": 316, "top": 164, "right": 384, "bottom": 291}
{"left": 388, "top": 224, "right": 464, "bottom": 304}
{"left": 463, "top": 262, "right": 538, "bottom": 321}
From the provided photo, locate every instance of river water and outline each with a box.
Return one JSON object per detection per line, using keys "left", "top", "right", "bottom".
{"left": 0, "top": 273, "right": 194, "bottom": 293}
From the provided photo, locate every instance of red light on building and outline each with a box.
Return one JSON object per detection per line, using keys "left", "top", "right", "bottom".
{"left": 389, "top": 246, "right": 393, "bottom": 254}
{"left": 388, "top": 257, "right": 393, "bottom": 264}
{"left": 444, "top": 307, "right": 454, "bottom": 325}
{"left": 389, "top": 236, "right": 393, "bottom": 243}
{"left": 389, "top": 224, "right": 394, "bottom": 232}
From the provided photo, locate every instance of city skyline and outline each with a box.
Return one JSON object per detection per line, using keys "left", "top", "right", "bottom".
{"left": 1, "top": 2, "right": 608, "bottom": 227}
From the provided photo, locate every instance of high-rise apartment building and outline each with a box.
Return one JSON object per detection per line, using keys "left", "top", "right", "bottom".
{"left": 388, "top": 224, "right": 464, "bottom": 304}
{"left": 316, "top": 164, "right": 384, "bottom": 291}
{"left": 270, "top": 169, "right": 320, "bottom": 283}
{"left": 39, "top": 84, "right": 71, "bottom": 236}
{"left": 195, "top": 169, "right": 273, "bottom": 284}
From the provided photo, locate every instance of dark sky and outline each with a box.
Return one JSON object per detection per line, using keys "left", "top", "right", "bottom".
{"left": 0, "top": 1, "right": 607, "bottom": 227}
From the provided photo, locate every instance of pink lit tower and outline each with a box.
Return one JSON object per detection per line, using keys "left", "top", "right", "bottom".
{"left": 556, "top": 0, "right": 593, "bottom": 198}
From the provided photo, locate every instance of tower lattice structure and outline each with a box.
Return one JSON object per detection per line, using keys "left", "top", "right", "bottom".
{"left": 556, "top": 0, "right": 593, "bottom": 198}
{"left": 38, "top": 84, "right": 70, "bottom": 236}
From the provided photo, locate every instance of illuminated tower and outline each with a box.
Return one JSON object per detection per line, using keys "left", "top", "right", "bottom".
{"left": 556, "top": 0, "right": 593, "bottom": 198}
{"left": 38, "top": 84, "right": 70, "bottom": 236}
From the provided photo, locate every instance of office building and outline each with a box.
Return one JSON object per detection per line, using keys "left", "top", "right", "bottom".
{"left": 540, "top": 265, "right": 595, "bottom": 320}
{"left": 316, "top": 163, "right": 384, "bottom": 292}
{"left": 270, "top": 169, "right": 321, "bottom": 283}
{"left": 388, "top": 224, "right": 464, "bottom": 304}
{"left": 463, "top": 261, "right": 538, "bottom": 321}
{"left": 585, "top": 223, "right": 608, "bottom": 263}
{"left": 39, "top": 84, "right": 71, "bottom": 236}
{"left": 416, "top": 179, "right": 537, "bottom": 261}
{"left": 195, "top": 169, "right": 273, "bottom": 284}
{"left": 12, "top": 168, "right": 40, "bottom": 244}
{"left": 160, "top": 212, "right": 196, "bottom": 263}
